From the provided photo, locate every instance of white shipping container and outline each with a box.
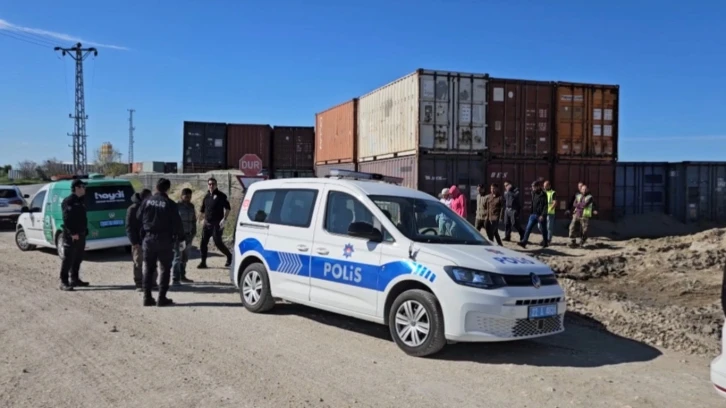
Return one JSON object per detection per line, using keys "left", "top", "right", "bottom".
{"left": 357, "top": 69, "right": 488, "bottom": 160}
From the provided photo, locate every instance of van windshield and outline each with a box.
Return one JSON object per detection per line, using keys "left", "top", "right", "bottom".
{"left": 368, "top": 195, "right": 488, "bottom": 245}
{"left": 85, "top": 185, "right": 135, "bottom": 211}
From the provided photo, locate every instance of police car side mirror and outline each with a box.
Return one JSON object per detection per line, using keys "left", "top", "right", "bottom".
{"left": 347, "top": 221, "right": 383, "bottom": 242}
{"left": 20, "top": 206, "right": 29, "bottom": 213}
{"left": 23, "top": 194, "right": 30, "bottom": 199}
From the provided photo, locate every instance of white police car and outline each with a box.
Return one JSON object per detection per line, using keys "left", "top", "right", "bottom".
{"left": 231, "top": 169, "right": 566, "bottom": 357}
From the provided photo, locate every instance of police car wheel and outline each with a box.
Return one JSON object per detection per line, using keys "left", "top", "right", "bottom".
{"left": 388, "top": 289, "right": 446, "bottom": 357}
{"left": 56, "top": 233, "right": 66, "bottom": 260}
{"left": 239, "top": 263, "right": 275, "bottom": 313}
{"left": 15, "top": 227, "right": 35, "bottom": 251}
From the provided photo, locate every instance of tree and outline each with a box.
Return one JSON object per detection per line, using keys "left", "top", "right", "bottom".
{"left": 42, "top": 158, "right": 68, "bottom": 177}
{"left": 94, "top": 147, "right": 126, "bottom": 177}
{"left": 16, "top": 160, "right": 38, "bottom": 180}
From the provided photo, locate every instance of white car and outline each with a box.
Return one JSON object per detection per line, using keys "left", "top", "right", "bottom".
{"left": 711, "top": 269, "right": 726, "bottom": 398}
{"left": 0, "top": 185, "right": 30, "bottom": 224}
{"left": 231, "top": 169, "right": 566, "bottom": 357}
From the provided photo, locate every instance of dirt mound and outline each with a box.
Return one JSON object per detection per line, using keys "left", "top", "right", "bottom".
{"left": 530, "top": 227, "right": 726, "bottom": 355}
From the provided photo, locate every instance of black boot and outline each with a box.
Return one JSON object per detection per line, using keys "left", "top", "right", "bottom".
{"left": 157, "top": 294, "right": 174, "bottom": 307}
{"left": 135, "top": 282, "right": 143, "bottom": 292}
{"left": 224, "top": 256, "right": 232, "bottom": 267}
{"left": 70, "top": 279, "right": 90, "bottom": 287}
{"left": 197, "top": 261, "right": 207, "bottom": 269}
{"left": 59, "top": 281, "right": 74, "bottom": 291}
{"left": 143, "top": 292, "right": 156, "bottom": 307}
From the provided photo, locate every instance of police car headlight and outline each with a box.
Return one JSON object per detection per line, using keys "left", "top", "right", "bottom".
{"left": 444, "top": 266, "right": 507, "bottom": 289}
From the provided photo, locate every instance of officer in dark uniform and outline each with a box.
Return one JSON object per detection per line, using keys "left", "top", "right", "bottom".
{"left": 59, "top": 179, "right": 90, "bottom": 291}
{"left": 198, "top": 177, "right": 233, "bottom": 268}
{"left": 136, "top": 178, "right": 184, "bottom": 306}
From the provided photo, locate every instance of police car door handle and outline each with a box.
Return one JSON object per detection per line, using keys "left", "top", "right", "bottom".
{"left": 296, "top": 245, "right": 309, "bottom": 252}
{"left": 315, "top": 248, "right": 329, "bottom": 255}
{"left": 239, "top": 222, "right": 269, "bottom": 229}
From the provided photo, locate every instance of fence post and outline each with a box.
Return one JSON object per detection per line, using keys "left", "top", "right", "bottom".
{"left": 228, "top": 173, "right": 232, "bottom": 196}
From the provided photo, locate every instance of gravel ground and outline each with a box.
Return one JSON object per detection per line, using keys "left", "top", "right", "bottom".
{"left": 0, "top": 228, "right": 722, "bottom": 408}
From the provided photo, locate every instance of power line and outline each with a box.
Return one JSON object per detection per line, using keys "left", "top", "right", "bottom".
{"left": 128, "top": 109, "right": 135, "bottom": 169}
{"left": 0, "top": 30, "right": 54, "bottom": 48}
{"left": 55, "top": 43, "right": 98, "bottom": 175}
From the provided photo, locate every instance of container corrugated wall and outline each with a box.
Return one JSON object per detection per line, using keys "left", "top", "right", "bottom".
{"left": 614, "top": 162, "right": 668, "bottom": 218}
{"left": 272, "top": 126, "right": 315, "bottom": 170}
{"left": 226, "top": 124, "right": 273, "bottom": 171}
{"left": 204, "top": 123, "right": 227, "bottom": 167}
{"left": 555, "top": 82, "right": 619, "bottom": 160}
{"left": 315, "top": 99, "right": 357, "bottom": 164}
{"left": 183, "top": 121, "right": 206, "bottom": 165}
{"left": 315, "top": 162, "right": 357, "bottom": 177}
{"left": 141, "top": 161, "right": 165, "bottom": 173}
{"left": 487, "top": 78, "right": 554, "bottom": 159}
{"left": 667, "top": 162, "right": 726, "bottom": 223}
{"left": 486, "top": 159, "right": 553, "bottom": 213}
{"left": 552, "top": 161, "right": 616, "bottom": 220}
{"left": 357, "top": 69, "right": 488, "bottom": 161}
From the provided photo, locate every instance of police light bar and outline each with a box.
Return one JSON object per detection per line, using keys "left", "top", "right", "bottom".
{"left": 328, "top": 169, "right": 404, "bottom": 184}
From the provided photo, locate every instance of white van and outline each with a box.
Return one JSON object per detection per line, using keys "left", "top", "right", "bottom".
{"left": 231, "top": 170, "right": 566, "bottom": 356}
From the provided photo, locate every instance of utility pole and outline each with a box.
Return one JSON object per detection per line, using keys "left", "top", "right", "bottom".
{"left": 54, "top": 43, "right": 97, "bottom": 175}
{"left": 127, "top": 109, "right": 135, "bottom": 171}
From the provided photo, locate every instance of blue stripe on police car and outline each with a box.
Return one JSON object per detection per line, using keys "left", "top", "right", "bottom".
{"left": 238, "top": 238, "right": 436, "bottom": 292}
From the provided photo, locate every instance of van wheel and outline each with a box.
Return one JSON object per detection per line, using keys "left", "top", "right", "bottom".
{"left": 56, "top": 233, "right": 66, "bottom": 260}
{"left": 388, "top": 289, "right": 446, "bottom": 357}
{"left": 15, "top": 227, "right": 35, "bottom": 251}
{"left": 239, "top": 263, "right": 275, "bottom": 313}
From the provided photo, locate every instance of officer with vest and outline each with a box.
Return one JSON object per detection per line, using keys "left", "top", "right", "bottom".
{"left": 59, "top": 179, "right": 90, "bottom": 291}
{"left": 568, "top": 183, "right": 597, "bottom": 248}
{"left": 543, "top": 180, "right": 557, "bottom": 244}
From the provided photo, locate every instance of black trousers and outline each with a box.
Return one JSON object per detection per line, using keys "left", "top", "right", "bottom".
{"left": 200, "top": 223, "right": 232, "bottom": 262}
{"left": 143, "top": 237, "right": 173, "bottom": 296}
{"left": 503, "top": 209, "right": 524, "bottom": 240}
{"left": 485, "top": 220, "right": 503, "bottom": 245}
{"left": 59, "top": 235, "right": 85, "bottom": 283}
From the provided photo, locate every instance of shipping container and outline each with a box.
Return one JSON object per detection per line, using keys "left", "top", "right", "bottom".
{"left": 555, "top": 82, "right": 619, "bottom": 160}
{"left": 487, "top": 78, "right": 555, "bottom": 159}
{"left": 552, "top": 161, "right": 615, "bottom": 221}
{"left": 667, "top": 162, "right": 726, "bottom": 224}
{"left": 131, "top": 162, "right": 143, "bottom": 174}
{"left": 141, "top": 161, "right": 165, "bottom": 173}
{"left": 273, "top": 169, "right": 315, "bottom": 179}
{"left": 357, "top": 69, "right": 488, "bottom": 161}
{"left": 164, "top": 162, "right": 178, "bottom": 174}
{"left": 614, "top": 162, "right": 668, "bottom": 218}
{"left": 315, "top": 162, "right": 357, "bottom": 178}
{"left": 357, "top": 154, "right": 485, "bottom": 222}
{"left": 485, "top": 159, "right": 553, "bottom": 213}
{"left": 226, "top": 124, "right": 273, "bottom": 171}
{"left": 180, "top": 163, "right": 226, "bottom": 174}
{"left": 204, "top": 123, "right": 227, "bottom": 166}
{"left": 273, "top": 126, "right": 315, "bottom": 170}
{"left": 315, "top": 99, "right": 357, "bottom": 165}
{"left": 183, "top": 121, "right": 205, "bottom": 164}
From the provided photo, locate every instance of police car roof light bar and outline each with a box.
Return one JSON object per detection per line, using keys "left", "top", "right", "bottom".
{"left": 328, "top": 169, "right": 404, "bottom": 184}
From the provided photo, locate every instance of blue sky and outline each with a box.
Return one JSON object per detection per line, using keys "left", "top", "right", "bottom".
{"left": 1, "top": 1, "right": 724, "bottom": 166}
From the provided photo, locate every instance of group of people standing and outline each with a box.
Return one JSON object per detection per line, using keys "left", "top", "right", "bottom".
{"left": 438, "top": 179, "right": 597, "bottom": 248}
{"left": 58, "top": 177, "right": 235, "bottom": 308}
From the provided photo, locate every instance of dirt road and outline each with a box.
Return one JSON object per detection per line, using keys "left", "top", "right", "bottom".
{"left": 0, "top": 230, "right": 721, "bottom": 408}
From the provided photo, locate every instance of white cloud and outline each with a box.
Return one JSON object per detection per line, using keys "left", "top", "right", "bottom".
{"left": 0, "top": 18, "right": 129, "bottom": 51}
{"left": 623, "top": 135, "right": 726, "bottom": 142}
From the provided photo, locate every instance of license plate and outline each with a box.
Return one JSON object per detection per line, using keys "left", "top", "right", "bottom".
{"left": 528, "top": 304, "right": 558, "bottom": 319}
{"left": 99, "top": 219, "right": 124, "bottom": 228}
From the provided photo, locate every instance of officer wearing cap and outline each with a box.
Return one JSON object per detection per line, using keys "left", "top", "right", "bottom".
{"left": 59, "top": 179, "right": 90, "bottom": 291}
{"left": 136, "top": 178, "right": 184, "bottom": 306}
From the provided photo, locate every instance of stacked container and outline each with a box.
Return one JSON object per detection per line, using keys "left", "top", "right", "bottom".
{"left": 272, "top": 126, "right": 315, "bottom": 178}
{"left": 552, "top": 82, "right": 619, "bottom": 220}
{"left": 226, "top": 124, "right": 273, "bottom": 175}
{"left": 182, "top": 121, "right": 228, "bottom": 173}
{"left": 314, "top": 99, "right": 358, "bottom": 177}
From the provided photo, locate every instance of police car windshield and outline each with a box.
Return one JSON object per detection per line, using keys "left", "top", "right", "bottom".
{"left": 369, "top": 195, "right": 488, "bottom": 245}
{"left": 85, "top": 185, "right": 135, "bottom": 211}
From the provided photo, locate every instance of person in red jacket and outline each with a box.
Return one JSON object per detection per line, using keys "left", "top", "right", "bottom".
{"left": 449, "top": 185, "right": 467, "bottom": 218}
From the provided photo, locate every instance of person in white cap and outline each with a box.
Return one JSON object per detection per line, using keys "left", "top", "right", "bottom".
{"left": 436, "top": 188, "right": 452, "bottom": 235}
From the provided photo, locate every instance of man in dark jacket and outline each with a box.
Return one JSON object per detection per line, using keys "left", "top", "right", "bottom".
{"left": 198, "top": 177, "right": 233, "bottom": 268}
{"left": 172, "top": 188, "right": 196, "bottom": 285}
{"left": 502, "top": 181, "right": 524, "bottom": 242}
{"left": 518, "top": 180, "right": 548, "bottom": 249}
{"left": 126, "top": 188, "right": 152, "bottom": 291}
{"left": 59, "top": 179, "right": 90, "bottom": 291}
{"left": 136, "top": 178, "right": 184, "bottom": 307}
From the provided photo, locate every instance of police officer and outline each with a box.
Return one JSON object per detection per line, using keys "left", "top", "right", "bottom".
{"left": 136, "top": 178, "right": 184, "bottom": 306}
{"left": 197, "top": 177, "right": 233, "bottom": 268}
{"left": 59, "top": 179, "right": 90, "bottom": 291}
